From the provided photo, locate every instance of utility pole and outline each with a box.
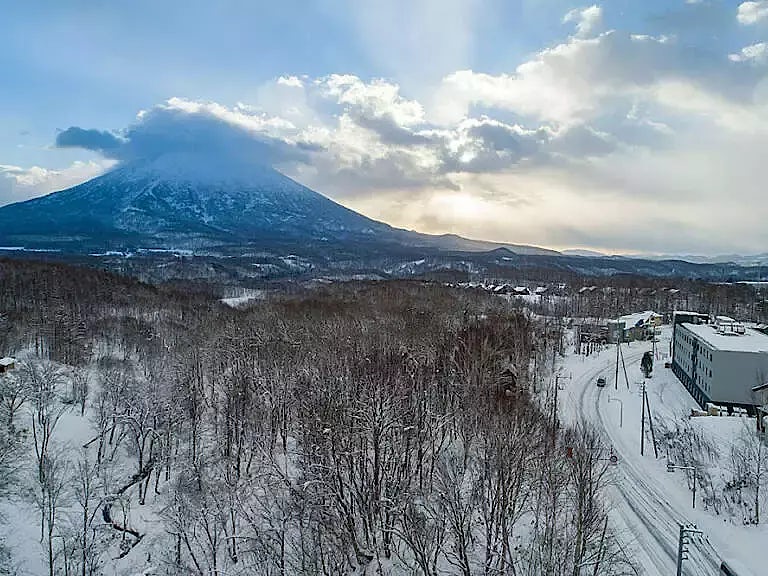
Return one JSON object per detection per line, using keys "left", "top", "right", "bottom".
{"left": 553, "top": 376, "right": 558, "bottom": 449}
{"left": 619, "top": 343, "right": 630, "bottom": 390}
{"left": 667, "top": 463, "right": 697, "bottom": 508}
{"left": 551, "top": 374, "right": 571, "bottom": 448}
{"left": 644, "top": 384, "right": 659, "bottom": 458}
{"left": 614, "top": 339, "right": 620, "bottom": 390}
{"left": 676, "top": 523, "right": 703, "bottom": 576}
{"left": 552, "top": 374, "right": 565, "bottom": 449}
{"left": 640, "top": 383, "right": 646, "bottom": 456}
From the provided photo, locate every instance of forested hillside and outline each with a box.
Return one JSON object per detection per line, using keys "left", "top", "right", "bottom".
{"left": 0, "top": 259, "right": 634, "bottom": 575}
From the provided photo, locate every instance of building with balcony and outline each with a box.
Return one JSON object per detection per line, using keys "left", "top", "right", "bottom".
{"left": 671, "top": 314, "right": 768, "bottom": 409}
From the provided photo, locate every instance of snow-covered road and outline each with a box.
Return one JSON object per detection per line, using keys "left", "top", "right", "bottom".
{"left": 560, "top": 337, "right": 723, "bottom": 576}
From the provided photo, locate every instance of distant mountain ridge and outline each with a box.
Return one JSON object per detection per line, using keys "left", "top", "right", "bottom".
{"left": 562, "top": 249, "right": 607, "bottom": 258}
{"left": 0, "top": 152, "right": 557, "bottom": 256}
{"left": 1, "top": 152, "right": 766, "bottom": 282}
{"left": 625, "top": 252, "right": 768, "bottom": 267}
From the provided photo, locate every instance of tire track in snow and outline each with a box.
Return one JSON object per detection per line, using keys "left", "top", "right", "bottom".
{"left": 593, "top": 366, "right": 721, "bottom": 576}
{"left": 570, "top": 349, "right": 673, "bottom": 575}
{"left": 567, "top": 346, "right": 720, "bottom": 575}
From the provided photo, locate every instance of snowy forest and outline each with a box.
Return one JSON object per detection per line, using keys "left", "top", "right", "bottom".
{"left": 0, "top": 258, "right": 685, "bottom": 575}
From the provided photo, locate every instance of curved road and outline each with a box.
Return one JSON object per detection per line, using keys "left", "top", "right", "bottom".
{"left": 562, "top": 344, "right": 721, "bottom": 576}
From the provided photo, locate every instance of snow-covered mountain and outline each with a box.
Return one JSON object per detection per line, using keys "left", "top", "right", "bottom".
{"left": 625, "top": 252, "right": 768, "bottom": 267}
{"left": 562, "top": 248, "right": 607, "bottom": 258}
{"left": 0, "top": 152, "right": 557, "bottom": 255}
{"left": 0, "top": 153, "right": 392, "bottom": 247}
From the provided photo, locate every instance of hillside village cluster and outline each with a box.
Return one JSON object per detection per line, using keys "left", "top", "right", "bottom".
{"left": 453, "top": 280, "right": 768, "bottom": 432}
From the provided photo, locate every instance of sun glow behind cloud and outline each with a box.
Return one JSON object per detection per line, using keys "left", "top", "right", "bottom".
{"left": 437, "top": 192, "right": 491, "bottom": 221}
{"left": 3, "top": 0, "right": 768, "bottom": 255}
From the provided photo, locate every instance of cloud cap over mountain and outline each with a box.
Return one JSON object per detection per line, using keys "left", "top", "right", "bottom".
{"left": 55, "top": 99, "right": 316, "bottom": 166}
{"left": 3, "top": 1, "right": 768, "bottom": 255}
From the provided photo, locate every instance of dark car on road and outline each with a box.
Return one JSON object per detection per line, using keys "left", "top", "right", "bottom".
{"left": 596, "top": 376, "right": 606, "bottom": 387}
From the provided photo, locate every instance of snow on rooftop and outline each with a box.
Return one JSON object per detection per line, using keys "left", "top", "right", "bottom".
{"left": 681, "top": 322, "right": 768, "bottom": 353}
{"left": 0, "top": 357, "right": 15, "bottom": 366}
{"left": 617, "top": 310, "right": 661, "bottom": 328}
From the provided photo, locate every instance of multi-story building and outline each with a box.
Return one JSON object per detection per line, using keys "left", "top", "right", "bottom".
{"left": 753, "top": 381, "right": 768, "bottom": 431}
{"left": 671, "top": 314, "right": 768, "bottom": 409}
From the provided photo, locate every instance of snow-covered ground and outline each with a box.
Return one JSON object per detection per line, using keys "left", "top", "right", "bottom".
{"left": 559, "top": 327, "right": 766, "bottom": 576}
{"left": 0, "top": 357, "right": 164, "bottom": 576}
{"left": 220, "top": 288, "right": 266, "bottom": 307}
{"left": 4, "top": 322, "right": 766, "bottom": 575}
{"left": 0, "top": 407, "right": 96, "bottom": 575}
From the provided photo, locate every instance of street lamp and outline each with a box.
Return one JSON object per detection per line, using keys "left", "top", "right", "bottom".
{"left": 608, "top": 397, "right": 623, "bottom": 427}
{"left": 667, "top": 462, "right": 697, "bottom": 508}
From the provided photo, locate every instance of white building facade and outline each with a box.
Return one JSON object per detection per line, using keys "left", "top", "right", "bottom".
{"left": 672, "top": 316, "right": 768, "bottom": 409}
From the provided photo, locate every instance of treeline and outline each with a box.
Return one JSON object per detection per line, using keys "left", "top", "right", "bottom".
{"left": 0, "top": 258, "right": 220, "bottom": 365}
{"left": 519, "top": 279, "right": 764, "bottom": 324}
{"left": 0, "top": 259, "right": 634, "bottom": 575}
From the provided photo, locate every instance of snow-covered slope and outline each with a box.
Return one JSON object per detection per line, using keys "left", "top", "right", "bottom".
{"left": 0, "top": 152, "right": 557, "bottom": 255}
{"left": 0, "top": 153, "right": 394, "bottom": 247}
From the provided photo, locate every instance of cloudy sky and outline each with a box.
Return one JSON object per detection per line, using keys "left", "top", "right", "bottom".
{"left": 1, "top": 0, "right": 767, "bottom": 255}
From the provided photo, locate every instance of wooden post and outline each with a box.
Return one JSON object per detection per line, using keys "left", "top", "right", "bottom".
{"left": 676, "top": 524, "right": 685, "bottom": 576}
{"left": 641, "top": 384, "right": 646, "bottom": 456}
{"left": 644, "top": 387, "right": 659, "bottom": 459}
{"left": 619, "top": 343, "right": 630, "bottom": 390}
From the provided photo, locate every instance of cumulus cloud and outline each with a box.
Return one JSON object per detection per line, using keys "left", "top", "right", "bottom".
{"left": 60, "top": 23, "right": 766, "bottom": 200}
{"left": 434, "top": 30, "right": 760, "bottom": 130}
{"left": 55, "top": 127, "right": 123, "bottom": 154}
{"left": 729, "top": 42, "right": 768, "bottom": 63}
{"left": 737, "top": 1, "right": 768, "bottom": 24}
{"left": 563, "top": 5, "right": 603, "bottom": 38}
{"left": 56, "top": 97, "right": 316, "bottom": 166}
{"left": 33, "top": 13, "right": 768, "bottom": 253}
{"left": 318, "top": 75, "right": 430, "bottom": 146}
{"left": 433, "top": 118, "right": 548, "bottom": 173}
{"left": 435, "top": 33, "right": 677, "bottom": 127}
{"left": 320, "top": 75, "right": 425, "bottom": 127}
{"left": 320, "top": 27, "right": 768, "bottom": 253}
{"left": 0, "top": 160, "right": 114, "bottom": 206}
{"left": 50, "top": 76, "right": 563, "bottom": 198}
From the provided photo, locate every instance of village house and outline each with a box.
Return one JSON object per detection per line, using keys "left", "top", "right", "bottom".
{"left": 607, "top": 311, "right": 663, "bottom": 343}
{"left": 0, "top": 357, "right": 16, "bottom": 375}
